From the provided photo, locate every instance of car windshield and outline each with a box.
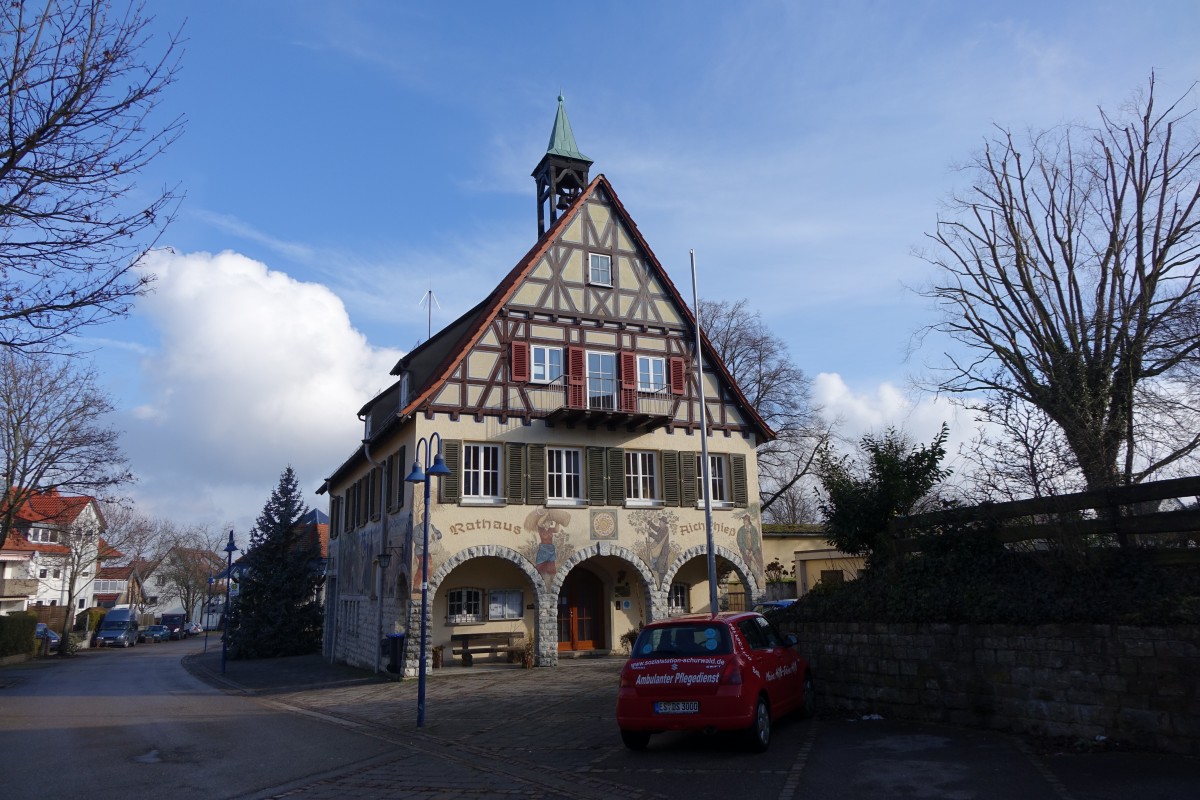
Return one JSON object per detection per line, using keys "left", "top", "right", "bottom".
{"left": 100, "top": 620, "right": 127, "bottom": 630}
{"left": 632, "top": 623, "right": 732, "bottom": 657}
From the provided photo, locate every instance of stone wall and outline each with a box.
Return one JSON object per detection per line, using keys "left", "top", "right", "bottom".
{"left": 793, "top": 622, "right": 1200, "bottom": 756}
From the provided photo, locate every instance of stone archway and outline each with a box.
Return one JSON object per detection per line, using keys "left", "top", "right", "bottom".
{"left": 544, "top": 542, "right": 658, "bottom": 665}
{"left": 665, "top": 544, "right": 760, "bottom": 606}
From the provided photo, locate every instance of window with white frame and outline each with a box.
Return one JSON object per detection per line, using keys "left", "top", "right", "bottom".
{"left": 28, "top": 528, "right": 59, "bottom": 544}
{"left": 462, "top": 443, "right": 502, "bottom": 502}
{"left": 546, "top": 447, "right": 583, "bottom": 503}
{"left": 488, "top": 589, "right": 524, "bottom": 621}
{"left": 625, "top": 450, "right": 659, "bottom": 502}
{"left": 696, "top": 454, "right": 730, "bottom": 505}
{"left": 587, "top": 351, "right": 617, "bottom": 409}
{"left": 589, "top": 252, "right": 612, "bottom": 285}
{"left": 447, "top": 587, "right": 484, "bottom": 624}
{"left": 531, "top": 345, "right": 563, "bottom": 383}
{"left": 637, "top": 355, "right": 666, "bottom": 392}
{"left": 668, "top": 583, "right": 690, "bottom": 613}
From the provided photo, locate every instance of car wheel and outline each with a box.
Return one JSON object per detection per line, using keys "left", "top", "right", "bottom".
{"left": 800, "top": 673, "right": 816, "bottom": 719}
{"left": 620, "top": 729, "right": 651, "bottom": 751}
{"left": 746, "top": 695, "right": 771, "bottom": 752}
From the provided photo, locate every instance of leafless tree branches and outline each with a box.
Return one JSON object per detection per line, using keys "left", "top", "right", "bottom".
{"left": 0, "top": 0, "right": 184, "bottom": 351}
{"left": 920, "top": 74, "right": 1200, "bottom": 490}
{"left": 0, "top": 348, "right": 132, "bottom": 549}
{"left": 699, "top": 298, "right": 830, "bottom": 521}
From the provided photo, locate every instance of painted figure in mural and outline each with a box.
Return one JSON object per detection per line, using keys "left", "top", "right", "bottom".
{"left": 526, "top": 508, "right": 572, "bottom": 578}
{"left": 647, "top": 513, "right": 671, "bottom": 581}
{"left": 736, "top": 513, "right": 764, "bottom": 576}
{"left": 413, "top": 523, "right": 443, "bottom": 584}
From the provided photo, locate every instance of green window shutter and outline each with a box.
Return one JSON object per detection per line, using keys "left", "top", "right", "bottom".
{"left": 607, "top": 447, "right": 626, "bottom": 506}
{"left": 506, "top": 443, "right": 525, "bottom": 504}
{"left": 731, "top": 453, "right": 748, "bottom": 508}
{"left": 680, "top": 451, "right": 697, "bottom": 507}
{"left": 586, "top": 446, "right": 607, "bottom": 505}
{"left": 527, "top": 444, "right": 546, "bottom": 506}
{"left": 439, "top": 439, "right": 461, "bottom": 503}
{"left": 396, "top": 445, "right": 407, "bottom": 508}
{"left": 662, "top": 450, "right": 680, "bottom": 506}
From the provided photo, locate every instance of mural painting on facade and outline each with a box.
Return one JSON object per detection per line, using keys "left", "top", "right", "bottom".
{"left": 590, "top": 509, "right": 618, "bottom": 540}
{"left": 734, "top": 512, "right": 765, "bottom": 579}
{"left": 337, "top": 529, "right": 379, "bottom": 595}
{"left": 629, "top": 509, "right": 680, "bottom": 585}
{"left": 413, "top": 522, "right": 445, "bottom": 585}
{"left": 521, "top": 508, "right": 575, "bottom": 587}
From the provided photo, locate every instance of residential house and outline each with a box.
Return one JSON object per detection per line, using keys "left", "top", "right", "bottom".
{"left": 140, "top": 545, "right": 225, "bottom": 624}
{"left": 320, "top": 99, "right": 774, "bottom": 673}
{"left": 0, "top": 488, "right": 106, "bottom": 626}
{"left": 761, "top": 523, "right": 863, "bottom": 597}
{"left": 92, "top": 563, "right": 147, "bottom": 609}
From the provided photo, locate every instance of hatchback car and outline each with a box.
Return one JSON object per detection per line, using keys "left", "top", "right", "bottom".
{"left": 187, "top": 622, "right": 203, "bottom": 636}
{"left": 616, "top": 612, "right": 814, "bottom": 752}
{"left": 142, "top": 624, "right": 170, "bottom": 643}
{"left": 34, "top": 623, "right": 60, "bottom": 654}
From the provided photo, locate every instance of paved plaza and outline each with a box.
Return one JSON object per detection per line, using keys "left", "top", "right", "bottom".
{"left": 185, "top": 649, "right": 1198, "bottom": 800}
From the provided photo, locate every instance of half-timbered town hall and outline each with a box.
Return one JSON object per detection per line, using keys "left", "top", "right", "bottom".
{"left": 321, "top": 98, "right": 774, "bottom": 673}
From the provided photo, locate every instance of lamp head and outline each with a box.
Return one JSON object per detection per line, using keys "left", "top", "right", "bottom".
{"left": 404, "top": 459, "right": 426, "bottom": 484}
{"left": 427, "top": 453, "right": 452, "bottom": 478}
{"left": 224, "top": 530, "right": 238, "bottom": 555}
{"left": 377, "top": 553, "right": 392, "bottom": 569}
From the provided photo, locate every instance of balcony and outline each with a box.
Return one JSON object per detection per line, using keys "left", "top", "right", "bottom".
{"left": 528, "top": 377, "right": 673, "bottom": 432}
{"left": 0, "top": 578, "right": 38, "bottom": 598}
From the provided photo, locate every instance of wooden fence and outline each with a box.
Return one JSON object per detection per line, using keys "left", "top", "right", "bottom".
{"left": 886, "top": 475, "right": 1200, "bottom": 563}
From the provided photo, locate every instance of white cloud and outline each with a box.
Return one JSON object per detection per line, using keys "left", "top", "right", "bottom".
{"left": 117, "top": 249, "right": 401, "bottom": 532}
{"left": 813, "top": 373, "right": 977, "bottom": 469}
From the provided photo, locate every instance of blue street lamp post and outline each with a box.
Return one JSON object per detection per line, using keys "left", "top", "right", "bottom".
{"left": 404, "top": 433, "right": 451, "bottom": 728}
{"left": 204, "top": 574, "right": 214, "bottom": 653}
{"left": 220, "top": 531, "right": 238, "bottom": 675}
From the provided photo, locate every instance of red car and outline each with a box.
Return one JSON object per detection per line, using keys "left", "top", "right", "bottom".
{"left": 616, "top": 611, "right": 814, "bottom": 752}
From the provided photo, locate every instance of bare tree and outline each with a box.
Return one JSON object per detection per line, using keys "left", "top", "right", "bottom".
{"left": 920, "top": 75, "right": 1200, "bottom": 491}
{"left": 956, "top": 393, "right": 1086, "bottom": 504}
{"left": 152, "top": 523, "right": 223, "bottom": 623}
{"left": 699, "top": 298, "right": 832, "bottom": 518}
{"left": 0, "top": 0, "right": 184, "bottom": 351}
{"left": 0, "top": 349, "right": 132, "bottom": 550}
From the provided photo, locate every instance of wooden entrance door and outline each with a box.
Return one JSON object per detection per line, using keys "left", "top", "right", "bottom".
{"left": 558, "top": 569, "right": 603, "bottom": 651}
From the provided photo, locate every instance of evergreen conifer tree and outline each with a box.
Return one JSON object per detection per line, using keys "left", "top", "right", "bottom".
{"left": 228, "top": 466, "right": 323, "bottom": 658}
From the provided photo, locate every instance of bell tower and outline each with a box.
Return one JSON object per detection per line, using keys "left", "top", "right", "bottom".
{"left": 532, "top": 95, "right": 592, "bottom": 238}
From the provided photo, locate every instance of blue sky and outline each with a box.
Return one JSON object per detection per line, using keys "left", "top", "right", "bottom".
{"left": 81, "top": 1, "right": 1200, "bottom": 533}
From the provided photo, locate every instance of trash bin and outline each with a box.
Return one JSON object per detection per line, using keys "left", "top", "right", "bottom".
{"left": 384, "top": 632, "right": 406, "bottom": 673}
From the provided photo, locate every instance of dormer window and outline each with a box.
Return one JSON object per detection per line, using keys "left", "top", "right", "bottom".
{"left": 588, "top": 253, "right": 612, "bottom": 286}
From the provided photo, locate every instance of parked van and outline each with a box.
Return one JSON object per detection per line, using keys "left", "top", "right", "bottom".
{"left": 96, "top": 607, "right": 140, "bottom": 648}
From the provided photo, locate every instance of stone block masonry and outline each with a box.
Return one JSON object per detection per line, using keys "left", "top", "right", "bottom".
{"left": 794, "top": 622, "right": 1200, "bottom": 756}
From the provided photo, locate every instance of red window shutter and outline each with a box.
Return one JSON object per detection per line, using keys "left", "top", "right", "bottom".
{"left": 669, "top": 357, "right": 686, "bottom": 395}
{"left": 511, "top": 341, "right": 530, "bottom": 383}
{"left": 567, "top": 346, "right": 585, "bottom": 408}
{"left": 619, "top": 350, "right": 636, "bottom": 412}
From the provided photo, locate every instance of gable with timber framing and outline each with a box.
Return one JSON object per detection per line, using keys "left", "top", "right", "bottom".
{"left": 400, "top": 176, "right": 772, "bottom": 444}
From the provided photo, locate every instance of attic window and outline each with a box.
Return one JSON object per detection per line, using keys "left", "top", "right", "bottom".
{"left": 588, "top": 253, "right": 612, "bottom": 286}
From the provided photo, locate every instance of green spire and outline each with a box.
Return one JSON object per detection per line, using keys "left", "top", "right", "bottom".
{"left": 546, "top": 94, "right": 589, "bottom": 161}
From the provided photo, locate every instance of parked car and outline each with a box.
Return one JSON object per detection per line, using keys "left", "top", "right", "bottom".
{"left": 34, "top": 623, "right": 60, "bottom": 654}
{"left": 95, "top": 608, "right": 140, "bottom": 648}
{"left": 187, "top": 622, "right": 203, "bottom": 636}
{"left": 142, "top": 624, "right": 170, "bottom": 643}
{"left": 751, "top": 599, "right": 796, "bottom": 613}
{"left": 616, "top": 611, "right": 814, "bottom": 752}
{"left": 161, "top": 613, "right": 188, "bottom": 640}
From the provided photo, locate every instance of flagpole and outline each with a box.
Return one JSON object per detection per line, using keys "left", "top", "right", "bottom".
{"left": 690, "top": 249, "right": 718, "bottom": 614}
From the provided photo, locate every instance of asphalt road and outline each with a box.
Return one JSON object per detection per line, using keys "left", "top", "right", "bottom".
{"left": 4, "top": 640, "right": 1197, "bottom": 799}
{"left": 0, "top": 637, "right": 394, "bottom": 798}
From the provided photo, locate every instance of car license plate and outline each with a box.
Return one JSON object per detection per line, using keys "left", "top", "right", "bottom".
{"left": 654, "top": 701, "right": 699, "bottom": 714}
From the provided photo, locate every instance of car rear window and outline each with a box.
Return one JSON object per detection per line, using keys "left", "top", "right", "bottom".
{"left": 632, "top": 623, "right": 732, "bottom": 657}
